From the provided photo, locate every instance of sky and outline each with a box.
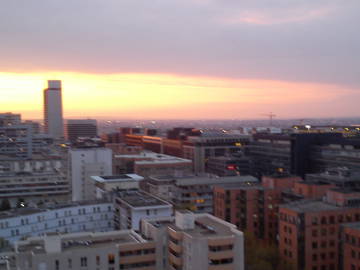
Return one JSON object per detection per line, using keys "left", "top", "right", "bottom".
{"left": 1, "top": 0, "right": 359, "bottom": 120}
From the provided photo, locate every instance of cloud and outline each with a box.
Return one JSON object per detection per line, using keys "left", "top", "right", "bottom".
{"left": 0, "top": 0, "right": 359, "bottom": 89}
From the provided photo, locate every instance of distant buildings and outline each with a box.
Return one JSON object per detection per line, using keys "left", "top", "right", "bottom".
{"left": 65, "top": 119, "right": 97, "bottom": 142}
{"left": 43, "top": 80, "right": 64, "bottom": 139}
{"left": 68, "top": 147, "right": 112, "bottom": 201}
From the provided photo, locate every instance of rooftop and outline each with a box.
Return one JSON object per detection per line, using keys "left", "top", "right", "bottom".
{"left": 280, "top": 200, "right": 341, "bottom": 213}
{"left": 0, "top": 200, "right": 111, "bottom": 220}
{"left": 115, "top": 151, "right": 191, "bottom": 165}
{"left": 16, "top": 230, "right": 147, "bottom": 254}
{"left": 91, "top": 174, "right": 144, "bottom": 183}
{"left": 174, "top": 175, "right": 258, "bottom": 186}
{"left": 168, "top": 214, "right": 237, "bottom": 238}
{"left": 117, "top": 191, "right": 170, "bottom": 208}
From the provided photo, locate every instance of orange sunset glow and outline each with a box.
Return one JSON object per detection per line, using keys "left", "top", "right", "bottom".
{"left": 1, "top": 72, "right": 356, "bottom": 120}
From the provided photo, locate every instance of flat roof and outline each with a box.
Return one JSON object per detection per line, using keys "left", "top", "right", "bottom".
{"left": 17, "top": 231, "right": 147, "bottom": 254}
{"left": 117, "top": 191, "right": 170, "bottom": 208}
{"left": 280, "top": 200, "right": 341, "bottom": 213}
{"left": 0, "top": 200, "right": 111, "bottom": 220}
{"left": 175, "top": 175, "right": 258, "bottom": 186}
{"left": 91, "top": 174, "right": 144, "bottom": 183}
{"left": 114, "top": 151, "right": 191, "bottom": 165}
{"left": 167, "top": 214, "right": 236, "bottom": 238}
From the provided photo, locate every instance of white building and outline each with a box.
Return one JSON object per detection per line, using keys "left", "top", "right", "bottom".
{"left": 114, "top": 190, "right": 173, "bottom": 231}
{"left": 91, "top": 174, "right": 144, "bottom": 200}
{"left": 43, "top": 80, "right": 64, "bottom": 139}
{"left": 0, "top": 201, "right": 113, "bottom": 245}
{"left": 10, "top": 230, "right": 156, "bottom": 270}
{"left": 69, "top": 148, "right": 112, "bottom": 201}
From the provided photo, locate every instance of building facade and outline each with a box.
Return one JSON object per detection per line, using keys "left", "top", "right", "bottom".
{"left": 69, "top": 147, "right": 112, "bottom": 201}
{"left": 0, "top": 201, "right": 113, "bottom": 245}
{"left": 43, "top": 80, "right": 64, "bottom": 139}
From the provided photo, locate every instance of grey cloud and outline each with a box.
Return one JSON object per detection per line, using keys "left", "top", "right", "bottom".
{"left": 0, "top": 0, "right": 359, "bottom": 87}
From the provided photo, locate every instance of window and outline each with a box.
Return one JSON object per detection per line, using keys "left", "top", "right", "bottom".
{"left": 312, "top": 229, "right": 318, "bottom": 237}
{"left": 312, "top": 254, "right": 317, "bottom": 261}
{"left": 108, "top": 254, "right": 115, "bottom": 264}
{"left": 80, "top": 257, "right": 87, "bottom": 267}
{"left": 55, "top": 260, "right": 59, "bottom": 270}
{"left": 96, "top": 256, "right": 100, "bottom": 266}
{"left": 312, "top": 242, "right": 318, "bottom": 249}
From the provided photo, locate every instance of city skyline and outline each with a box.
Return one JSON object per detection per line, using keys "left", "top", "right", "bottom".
{"left": 1, "top": 0, "right": 360, "bottom": 119}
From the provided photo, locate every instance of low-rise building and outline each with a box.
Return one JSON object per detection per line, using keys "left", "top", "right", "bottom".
{"left": 114, "top": 190, "right": 173, "bottom": 231}
{"left": 0, "top": 171, "right": 69, "bottom": 207}
{"left": 91, "top": 174, "right": 144, "bottom": 200}
{"left": 0, "top": 201, "right": 113, "bottom": 245}
{"left": 12, "top": 230, "right": 156, "bottom": 270}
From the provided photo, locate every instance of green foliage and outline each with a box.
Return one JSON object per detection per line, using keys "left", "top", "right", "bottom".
{"left": 244, "top": 231, "right": 294, "bottom": 270}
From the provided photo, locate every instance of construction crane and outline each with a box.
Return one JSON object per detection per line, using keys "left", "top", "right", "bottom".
{"left": 262, "top": 112, "right": 276, "bottom": 127}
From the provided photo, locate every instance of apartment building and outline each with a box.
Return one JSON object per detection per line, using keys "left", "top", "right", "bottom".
{"left": 114, "top": 190, "right": 173, "bottom": 231}
{"left": 141, "top": 210, "right": 244, "bottom": 270}
{"left": 12, "top": 230, "right": 156, "bottom": 270}
{"left": 0, "top": 171, "right": 69, "bottom": 207}
{"left": 149, "top": 175, "right": 258, "bottom": 214}
{"left": 279, "top": 189, "right": 360, "bottom": 270}
{"left": 342, "top": 222, "right": 360, "bottom": 270}
{"left": 91, "top": 174, "right": 144, "bottom": 200}
{"left": 0, "top": 201, "right": 113, "bottom": 245}
{"left": 69, "top": 147, "right": 112, "bottom": 201}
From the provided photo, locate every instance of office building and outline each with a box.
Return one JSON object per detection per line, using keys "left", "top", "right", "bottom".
{"left": 141, "top": 210, "right": 245, "bottom": 270}
{"left": 206, "top": 155, "right": 251, "bottom": 176}
{"left": 113, "top": 151, "right": 192, "bottom": 177}
{"left": 114, "top": 190, "right": 172, "bottom": 231}
{"left": 65, "top": 119, "right": 97, "bottom": 142}
{"left": 69, "top": 148, "right": 112, "bottom": 201}
{"left": 43, "top": 80, "right": 64, "bottom": 139}
{"left": 0, "top": 201, "right": 113, "bottom": 245}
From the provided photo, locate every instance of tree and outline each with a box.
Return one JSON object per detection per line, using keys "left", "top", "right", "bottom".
{"left": 244, "top": 231, "right": 294, "bottom": 270}
{"left": 0, "top": 199, "right": 11, "bottom": 211}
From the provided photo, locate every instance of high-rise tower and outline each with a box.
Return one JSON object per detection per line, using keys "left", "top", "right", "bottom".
{"left": 43, "top": 80, "right": 64, "bottom": 139}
